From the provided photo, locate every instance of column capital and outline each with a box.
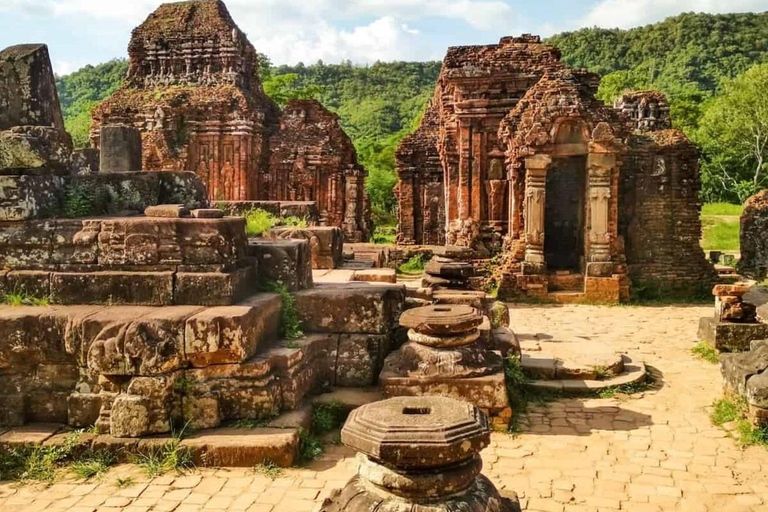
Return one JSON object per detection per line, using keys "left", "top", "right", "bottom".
{"left": 525, "top": 154, "right": 552, "bottom": 171}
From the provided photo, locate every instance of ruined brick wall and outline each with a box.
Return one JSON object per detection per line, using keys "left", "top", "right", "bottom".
{"left": 91, "top": 0, "right": 279, "bottom": 202}
{"left": 738, "top": 190, "right": 768, "bottom": 280}
{"left": 396, "top": 103, "right": 444, "bottom": 245}
{"left": 92, "top": 1, "right": 370, "bottom": 238}
{"left": 268, "top": 100, "right": 370, "bottom": 242}
{"left": 620, "top": 129, "right": 716, "bottom": 297}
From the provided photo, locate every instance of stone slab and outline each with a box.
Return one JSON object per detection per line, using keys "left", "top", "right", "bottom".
{"left": 0, "top": 423, "right": 62, "bottom": 447}
{"left": 699, "top": 316, "right": 768, "bottom": 352}
{"left": 352, "top": 268, "right": 397, "bottom": 284}
{"left": 51, "top": 271, "right": 175, "bottom": 305}
{"left": 181, "top": 427, "right": 299, "bottom": 467}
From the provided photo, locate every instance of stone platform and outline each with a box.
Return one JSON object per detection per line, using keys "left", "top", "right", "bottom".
{"left": 519, "top": 337, "right": 647, "bottom": 393}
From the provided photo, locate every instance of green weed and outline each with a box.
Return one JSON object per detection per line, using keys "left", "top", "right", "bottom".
{"left": 312, "top": 400, "right": 348, "bottom": 434}
{"left": 397, "top": 254, "right": 428, "bottom": 275}
{"left": 70, "top": 450, "right": 114, "bottom": 480}
{"left": 298, "top": 428, "right": 323, "bottom": 462}
{"left": 253, "top": 461, "right": 283, "bottom": 480}
{"left": 263, "top": 281, "right": 304, "bottom": 341}
{"left": 245, "top": 209, "right": 279, "bottom": 237}
{"left": 2, "top": 286, "right": 51, "bottom": 307}
{"left": 692, "top": 342, "right": 720, "bottom": 364}
{"left": 281, "top": 216, "right": 309, "bottom": 228}
{"left": 115, "top": 476, "right": 136, "bottom": 488}
{"left": 711, "top": 396, "right": 746, "bottom": 426}
{"left": 373, "top": 225, "right": 396, "bottom": 245}
{"left": 134, "top": 425, "right": 194, "bottom": 477}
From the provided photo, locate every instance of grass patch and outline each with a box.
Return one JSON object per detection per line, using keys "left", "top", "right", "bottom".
{"left": 2, "top": 286, "right": 51, "bottom": 306}
{"left": 710, "top": 395, "right": 768, "bottom": 448}
{"left": 397, "top": 254, "right": 429, "bottom": 275}
{"left": 692, "top": 342, "right": 720, "bottom": 364}
{"left": 229, "top": 414, "right": 277, "bottom": 429}
{"left": 701, "top": 216, "right": 740, "bottom": 252}
{"left": 70, "top": 450, "right": 114, "bottom": 480}
{"left": 262, "top": 281, "right": 303, "bottom": 341}
{"left": 0, "top": 431, "right": 115, "bottom": 483}
{"left": 702, "top": 203, "right": 744, "bottom": 216}
{"left": 253, "top": 461, "right": 283, "bottom": 480}
{"left": 597, "top": 372, "right": 654, "bottom": 399}
{"left": 134, "top": 425, "right": 193, "bottom": 478}
{"left": 281, "top": 216, "right": 309, "bottom": 229}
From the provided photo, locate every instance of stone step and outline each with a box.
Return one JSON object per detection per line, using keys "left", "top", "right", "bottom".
{"left": 0, "top": 424, "right": 301, "bottom": 467}
{"left": 548, "top": 291, "right": 587, "bottom": 304}
{"left": 314, "top": 388, "right": 386, "bottom": 411}
{"left": 520, "top": 339, "right": 625, "bottom": 380}
{"left": 548, "top": 273, "right": 585, "bottom": 292}
{"left": 526, "top": 357, "right": 647, "bottom": 393}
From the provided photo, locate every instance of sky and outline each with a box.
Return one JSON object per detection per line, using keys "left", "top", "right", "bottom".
{"left": 0, "top": 0, "right": 767, "bottom": 75}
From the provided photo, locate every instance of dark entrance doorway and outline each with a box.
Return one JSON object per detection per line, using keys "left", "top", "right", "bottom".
{"left": 544, "top": 156, "right": 586, "bottom": 272}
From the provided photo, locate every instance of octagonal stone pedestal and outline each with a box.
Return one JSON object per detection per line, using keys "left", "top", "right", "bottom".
{"left": 380, "top": 305, "right": 509, "bottom": 414}
{"left": 320, "top": 396, "right": 520, "bottom": 512}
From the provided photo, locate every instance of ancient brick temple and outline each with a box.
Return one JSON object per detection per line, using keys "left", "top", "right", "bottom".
{"left": 92, "top": 0, "right": 370, "bottom": 241}
{"left": 397, "top": 35, "right": 714, "bottom": 301}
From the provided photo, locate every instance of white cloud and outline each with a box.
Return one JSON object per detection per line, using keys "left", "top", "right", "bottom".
{"left": 583, "top": 0, "right": 768, "bottom": 29}
{"left": 1, "top": 0, "right": 516, "bottom": 64}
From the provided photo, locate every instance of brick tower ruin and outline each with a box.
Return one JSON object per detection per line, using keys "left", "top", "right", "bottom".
{"left": 396, "top": 35, "right": 715, "bottom": 301}
{"left": 92, "top": 0, "right": 370, "bottom": 241}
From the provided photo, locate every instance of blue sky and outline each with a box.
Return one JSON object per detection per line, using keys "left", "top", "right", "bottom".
{"left": 1, "top": 0, "right": 767, "bottom": 75}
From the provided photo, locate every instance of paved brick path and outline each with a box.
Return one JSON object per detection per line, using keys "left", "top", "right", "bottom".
{"left": 3, "top": 304, "right": 768, "bottom": 512}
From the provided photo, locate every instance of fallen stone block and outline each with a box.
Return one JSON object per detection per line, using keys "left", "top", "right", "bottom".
{"left": 294, "top": 283, "right": 405, "bottom": 335}
{"left": 185, "top": 293, "right": 282, "bottom": 367}
{"left": 699, "top": 316, "right": 768, "bottom": 352}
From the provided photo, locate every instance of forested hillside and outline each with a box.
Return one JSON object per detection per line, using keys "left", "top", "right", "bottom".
{"left": 56, "top": 11, "right": 768, "bottom": 219}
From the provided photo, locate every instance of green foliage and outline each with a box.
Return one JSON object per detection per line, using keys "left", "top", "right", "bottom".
{"left": 312, "top": 400, "right": 349, "bottom": 434}
{"left": 63, "top": 182, "right": 110, "bottom": 218}
{"left": 692, "top": 342, "right": 720, "bottom": 364}
{"left": 253, "top": 460, "right": 283, "bottom": 480}
{"left": 372, "top": 225, "right": 396, "bottom": 245}
{"left": 695, "top": 64, "right": 768, "bottom": 203}
{"left": 282, "top": 216, "right": 309, "bottom": 228}
{"left": 263, "top": 281, "right": 304, "bottom": 341}
{"left": 56, "top": 59, "right": 128, "bottom": 148}
{"left": 245, "top": 209, "right": 279, "bottom": 237}
{"left": 711, "top": 395, "right": 768, "bottom": 448}
{"left": 397, "top": 254, "right": 428, "bottom": 275}
{"left": 263, "top": 73, "right": 322, "bottom": 108}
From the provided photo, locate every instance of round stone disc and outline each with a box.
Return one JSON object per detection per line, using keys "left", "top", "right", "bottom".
{"left": 399, "top": 305, "right": 483, "bottom": 336}
{"left": 341, "top": 396, "right": 490, "bottom": 469}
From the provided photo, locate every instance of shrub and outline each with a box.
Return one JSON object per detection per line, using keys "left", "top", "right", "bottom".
{"left": 245, "top": 209, "right": 279, "bottom": 237}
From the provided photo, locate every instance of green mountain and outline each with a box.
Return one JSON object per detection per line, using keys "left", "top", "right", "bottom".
{"left": 55, "top": 11, "right": 768, "bottom": 214}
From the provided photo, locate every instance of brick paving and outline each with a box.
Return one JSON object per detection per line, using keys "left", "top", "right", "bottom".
{"left": 3, "top": 304, "right": 768, "bottom": 512}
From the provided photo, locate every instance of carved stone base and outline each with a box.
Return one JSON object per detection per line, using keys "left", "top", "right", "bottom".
{"left": 321, "top": 473, "right": 520, "bottom": 512}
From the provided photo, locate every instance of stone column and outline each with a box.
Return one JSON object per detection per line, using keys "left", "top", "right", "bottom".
{"left": 524, "top": 155, "right": 551, "bottom": 267}
{"left": 586, "top": 153, "right": 615, "bottom": 276}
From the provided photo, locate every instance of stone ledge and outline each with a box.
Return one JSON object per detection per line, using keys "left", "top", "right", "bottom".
{"left": 699, "top": 316, "right": 768, "bottom": 352}
{"left": 526, "top": 357, "right": 647, "bottom": 393}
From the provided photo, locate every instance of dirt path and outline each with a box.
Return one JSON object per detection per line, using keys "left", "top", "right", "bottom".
{"left": 3, "top": 304, "right": 768, "bottom": 512}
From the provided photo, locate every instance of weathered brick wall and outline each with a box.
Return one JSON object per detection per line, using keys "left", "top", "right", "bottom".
{"left": 620, "top": 129, "right": 716, "bottom": 297}
{"left": 268, "top": 100, "right": 370, "bottom": 242}
{"left": 738, "top": 190, "right": 768, "bottom": 279}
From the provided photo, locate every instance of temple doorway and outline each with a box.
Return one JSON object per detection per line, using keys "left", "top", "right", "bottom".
{"left": 544, "top": 156, "right": 587, "bottom": 273}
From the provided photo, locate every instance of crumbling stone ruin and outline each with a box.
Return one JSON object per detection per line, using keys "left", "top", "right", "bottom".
{"left": 396, "top": 35, "right": 715, "bottom": 302}
{"left": 738, "top": 190, "right": 768, "bottom": 280}
{"left": 699, "top": 284, "right": 768, "bottom": 352}
{"left": 721, "top": 339, "right": 768, "bottom": 428}
{"left": 321, "top": 396, "right": 521, "bottom": 512}
{"left": 91, "top": 0, "right": 370, "bottom": 241}
{"left": 0, "top": 41, "right": 404, "bottom": 467}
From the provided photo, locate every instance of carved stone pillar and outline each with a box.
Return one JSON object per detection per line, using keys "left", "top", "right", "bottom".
{"left": 586, "top": 153, "right": 615, "bottom": 276}
{"left": 524, "top": 155, "right": 551, "bottom": 268}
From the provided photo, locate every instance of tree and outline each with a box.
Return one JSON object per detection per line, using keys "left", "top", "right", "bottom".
{"left": 262, "top": 73, "right": 322, "bottom": 108}
{"left": 695, "top": 64, "right": 768, "bottom": 202}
